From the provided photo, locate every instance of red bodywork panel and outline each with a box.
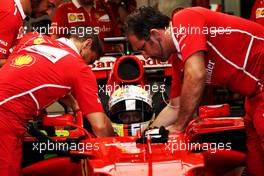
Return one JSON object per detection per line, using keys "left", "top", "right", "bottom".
{"left": 23, "top": 110, "right": 245, "bottom": 176}
{"left": 199, "top": 104, "right": 230, "bottom": 118}
{"left": 106, "top": 55, "right": 145, "bottom": 94}
{"left": 22, "top": 55, "right": 245, "bottom": 175}
{"left": 23, "top": 134, "right": 205, "bottom": 176}
{"left": 91, "top": 55, "right": 172, "bottom": 81}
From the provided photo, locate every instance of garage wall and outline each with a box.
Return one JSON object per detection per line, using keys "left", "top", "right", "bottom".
{"left": 210, "top": 0, "right": 241, "bottom": 16}
{"left": 136, "top": 0, "right": 192, "bottom": 16}
{"left": 136, "top": 0, "right": 241, "bottom": 16}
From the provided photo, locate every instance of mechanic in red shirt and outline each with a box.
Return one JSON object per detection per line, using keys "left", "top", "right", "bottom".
{"left": 0, "top": 0, "right": 50, "bottom": 67}
{"left": 0, "top": 27, "right": 115, "bottom": 176}
{"left": 107, "top": 0, "right": 137, "bottom": 34}
{"left": 50, "top": 0, "right": 121, "bottom": 39}
{"left": 126, "top": 7, "right": 264, "bottom": 175}
{"left": 251, "top": 0, "right": 264, "bottom": 26}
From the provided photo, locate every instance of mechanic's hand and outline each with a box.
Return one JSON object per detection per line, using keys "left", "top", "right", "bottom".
{"left": 166, "top": 124, "right": 185, "bottom": 134}
{"left": 72, "top": 103, "right": 80, "bottom": 114}
{"left": 144, "top": 125, "right": 157, "bottom": 131}
{"left": 59, "top": 94, "right": 80, "bottom": 114}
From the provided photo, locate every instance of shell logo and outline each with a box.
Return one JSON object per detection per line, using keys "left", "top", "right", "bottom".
{"left": 68, "top": 14, "right": 77, "bottom": 22}
{"left": 11, "top": 55, "right": 35, "bottom": 68}
{"left": 256, "top": 8, "right": 264, "bottom": 18}
{"left": 33, "top": 38, "right": 45, "bottom": 45}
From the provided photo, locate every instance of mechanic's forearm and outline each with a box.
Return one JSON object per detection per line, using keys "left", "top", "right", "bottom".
{"left": 58, "top": 94, "right": 79, "bottom": 112}
{"left": 151, "top": 105, "right": 179, "bottom": 127}
{"left": 86, "top": 113, "right": 116, "bottom": 137}
{"left": 176, "top": 74, "right": 205, "bottom": 129}
{"left": 92, "top": 118, "right": 116, "bottom": 137}
{"left": 95, "top": 123, "right": 116, "bottom": 137}
{"left": 151, "top": 97, "right": 180, "bottom": 127}
{"left": 175, "top": 53, "right": 206, "bottom": 131}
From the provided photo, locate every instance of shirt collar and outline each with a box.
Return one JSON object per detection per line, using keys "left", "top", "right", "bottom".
{"left": 72, "top": 0, "right": 82, "bottom": 9}
{"left": 14, "top": 0, "right": 27, "bottom": 20}
{"left": 57, "top": 38, "right": 80, "bottom": 55}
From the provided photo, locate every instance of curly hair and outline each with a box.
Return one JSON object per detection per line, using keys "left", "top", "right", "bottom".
{"left": 125, "top": 6, "right": 170, "bottom": 40}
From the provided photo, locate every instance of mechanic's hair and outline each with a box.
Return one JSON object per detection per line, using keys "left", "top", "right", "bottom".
{"left": 125, "top": 6, "right": 170, "bottom": 40}
{"left": 67, "top": 26, "right": 103, "bottom": 58}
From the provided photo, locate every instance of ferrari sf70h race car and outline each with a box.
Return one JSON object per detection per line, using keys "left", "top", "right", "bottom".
{"left": 22, "top": 37, "right": 246, "bottom": 176}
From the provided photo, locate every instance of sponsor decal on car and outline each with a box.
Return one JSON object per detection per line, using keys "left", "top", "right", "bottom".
{"left": 90, "top": 55, "right": 171, "bottom": 71}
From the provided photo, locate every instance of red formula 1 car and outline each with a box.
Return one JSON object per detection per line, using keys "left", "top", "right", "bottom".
{"left": 22, "top": 37, "right": 246, "bottom": 176}
{"left": 22, "top": 104, "right": 246, "bottom": 176}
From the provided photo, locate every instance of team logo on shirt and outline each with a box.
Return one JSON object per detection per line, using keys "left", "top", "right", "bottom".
{"left": 68, "top": 13, "right": 77, "bottom": 23}
{"left": 77, "top": 14, "right": 84, "bottom": 21}
{"left": 205, "top": 60, "right": 215, "bottom": 84}
{"left": 16, "top": 26, "right": 25, "bottom": 40}
{"left": 11, "top": 55, "right": 36, "bottom": 68}
{"left": 256, "top": 8, "right": 264, "bottom": 18}
{"left": 33, "top": 38, "right": 46, "bottom": 45}
{"left": 68, "top": 13, "right": 85, "bottom": 23}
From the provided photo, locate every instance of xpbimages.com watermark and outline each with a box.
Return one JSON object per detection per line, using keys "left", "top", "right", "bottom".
{"left": 166, "top": 24, "right": 232, "bottom": 38}
{"left": 32, "top": 141, "right": 100, "bottom": 153}
{"left": 165, "top": 140, "right": 232, "bottom": 154}
{"left": 23, "top": 25, "right": 100, "bottom": 37}
{"left": 99, "top": 82, "right": 166, "bottom": 96}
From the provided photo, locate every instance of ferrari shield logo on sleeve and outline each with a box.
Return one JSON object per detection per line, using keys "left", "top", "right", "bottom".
{"left": 77, "top": 13, "right": 85, "bottom": 22}
{"left": 10, "top": 55, "right": 36, "bottom": 68}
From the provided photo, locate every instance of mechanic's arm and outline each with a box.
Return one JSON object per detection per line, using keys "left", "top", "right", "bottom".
{"left": 168, "top": 51, "right": 206, "bottom": 133}
{"left": 150, "top": 97, "right": 180, "bottom": 128}
{"left": 85, "top": 112, "right": 116, "bottom": 137}
{"left": 58, "top": 94, "right": 80, "bottom": 112}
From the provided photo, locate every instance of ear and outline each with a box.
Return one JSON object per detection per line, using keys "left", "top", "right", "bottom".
{"left": 83, "top": 38, "right": 93, "bottom": 48}
{"left": 150, "top": 29, "right": 162, "bottom": 41}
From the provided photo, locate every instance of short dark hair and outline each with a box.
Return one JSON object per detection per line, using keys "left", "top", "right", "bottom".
{"left": 125, "top": 6, "right": 170, "bottom": 40}
{"left": 67, "top": 26, "right": 103, "bottom": 58}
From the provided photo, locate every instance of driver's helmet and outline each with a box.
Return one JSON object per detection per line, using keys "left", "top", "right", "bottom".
{"left": 108, "top": 85, "right": 153, "bottom": 136}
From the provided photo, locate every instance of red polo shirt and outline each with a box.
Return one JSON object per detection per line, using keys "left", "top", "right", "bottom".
{"left": 0, "top": 0, "right": 25, "bottom": 59}
{"left": 51, "top": 0, "right": 121, "bottom": 39}
{"left": 250, "top": 0, "right": 264, "bottom": 26}
{"left": 170, "top": 7, "right": 264, "bottom": 98}
{"left": 0, "top": 32, "right": 103, "bottom": 122}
